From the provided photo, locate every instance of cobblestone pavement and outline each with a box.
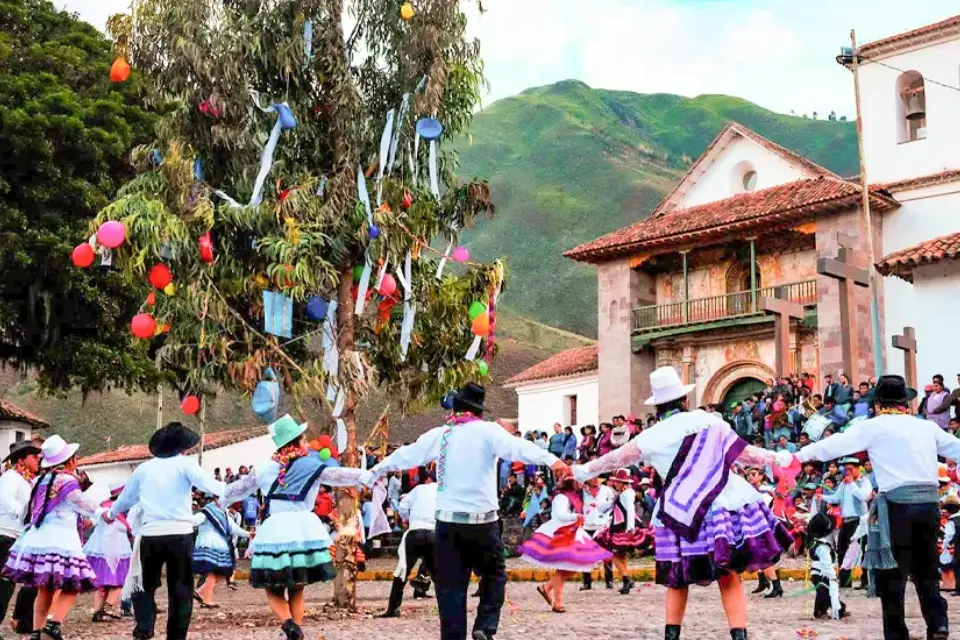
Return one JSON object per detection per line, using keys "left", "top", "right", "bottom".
{"left": 59, "top": 579, "right": 949, "bottom": 639}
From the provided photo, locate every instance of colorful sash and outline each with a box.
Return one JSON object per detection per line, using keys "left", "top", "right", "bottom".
{"left": 657, "top": 424, "right": 746, "bottom": 542}
{"left": 201, "top": 503, "right": 236, "bottom": 560}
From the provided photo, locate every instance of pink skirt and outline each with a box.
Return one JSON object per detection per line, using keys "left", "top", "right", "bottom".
{"left": 519, "top": 526, "right": 612, "bottom": 572}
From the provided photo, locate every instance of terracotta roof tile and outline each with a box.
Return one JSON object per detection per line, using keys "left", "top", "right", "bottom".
{"left": 859, "top": 14, "right": 960, "bottom": 58}
{"left": 0, "top": 400, "right": 49, "bottom": 429}
{"left": 566, "top": 177, "right": 899, "bottom": 263}
{"left": 652, "top": 122, "right": 840, "bottom": 216}
{"left": 876, "top": 231, "right": 960, "bottom": 282}
{"left": 877, "top": 169, "right": 960, "bottom": 193}
{"left": 78, "top": 426, "right": 269, "bottom": 467}
{"left": 505, "top": 346, "right": 598, "bottom": 386}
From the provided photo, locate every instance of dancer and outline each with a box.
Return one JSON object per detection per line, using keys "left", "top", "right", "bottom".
{"left": 379, "top": 467, "right": 438, "bottom": 618}
{"left": 788, "top": 375, "right": 960, "bottom": 640}
{"left": 107, "top": 422, "right": 225, "bottom": 640}
{"left": 0, "top": 440, "right": 40, "bottom": 636}
{"left": 744, "top": 467, "right": 783, "bottom": 598}
{"left": 4, "top": 436, "right": 100, "bottom": 640}
{"left": 594, "top": 469, "right": 650, "bottom": 595}
{"left": 84, "top": 481, "right": 133, "bottom": 622}
{"left": 518, "top": 476, "right": 611, "bottom": 613}
{"left": 573, "top": 367, "right": 791, "bottom": 640}
{"left": 579, "top": 477, "right": 615, "bottom": 590}
{"left": 806, "top": 511, "right": 846, "bottom": 619}
{"left": 223, "top": 415, "right": 366, "bottom": 640}
{"left": 361, "top": 383, "right": 568, "bottom": 640}
{"left": 191, "top": 494, "right": 249, "bottom": 608}
{"left": 824, "top": 456, "right": 871, "bottom": 589}
{"left": 940, "top": 495, "right": 960, "bottom": 593}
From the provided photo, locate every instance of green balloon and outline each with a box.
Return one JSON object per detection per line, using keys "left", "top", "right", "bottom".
{"left": 477, "top": 359, "right": 489, "bottom": 376}
{"left": 352, "top": 264, "right": 365, "bottom": 282}
{"left": 319, "top": 448, "right": 332, "bottom": 461}
{"left": 468, "top": 301, "right": 486, "bottom": 321}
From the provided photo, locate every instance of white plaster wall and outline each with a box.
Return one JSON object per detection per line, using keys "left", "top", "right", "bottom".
{"left": 881, "top": 187, "right": 960, "bottom": 373}
{"left": 859, "top": 39, "right": 960, "bottom": 184}
{"left": 678, "top": 136, "right": 808, "bottom": 209}
{"left": 909, "top": 262, "right": 960, "bottom": 383}
{"left": 0, "top": 423, "right": 40, "bottom": 457}
{"left": 82, "top": 463, "right": 139, "bottom": 503}
{"left": 514, "top": 373, "right": 599, "bottom": 438}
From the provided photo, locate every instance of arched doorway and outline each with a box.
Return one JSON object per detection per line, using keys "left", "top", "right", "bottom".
{"left": 702, "top": 359, "right": 777, "bottom": 405}
{"left": 722, "top": 377, "right": 766, "bottom": 407}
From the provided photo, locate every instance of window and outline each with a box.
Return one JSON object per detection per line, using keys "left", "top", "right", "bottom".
{"left": 742, "top": 170, "right": 758, "bottom": 191}
{"left": 14, "top": 431, "right": 24, "bottom": 442}
{"left": 564, "top": 394, "right": 578, "bottom": 426}
{"left": 896, "top": 71, "right": 927, "bottom": 143}
{"left": 731, "top": 161, "right": 758, "bottom": 194}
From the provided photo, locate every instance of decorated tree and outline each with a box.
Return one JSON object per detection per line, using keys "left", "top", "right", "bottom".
{"left": 0, "top": 0, "right": 160, "bottom": 393}
{"left": 94, "top": 0, "right": 501, "bottom": 607}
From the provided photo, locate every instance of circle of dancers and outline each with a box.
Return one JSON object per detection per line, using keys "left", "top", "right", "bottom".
{"left": 0, "top": 370, "right": 953, "bottom": 640}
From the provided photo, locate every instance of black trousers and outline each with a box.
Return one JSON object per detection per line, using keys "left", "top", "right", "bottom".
{"left": 434, "top": 521, "right": 506, "bottom": 640}
{"left": 387, "top": 529, "right": 436, "bottom": 612}
{"left": 874, "top": 502, "right": 948, "bottom": 640}
{"left": 812, "top": 576, "right": 846, "bottom": 619}
{"left": 0, "top": 535, "right": 36, "bottom": 633}
{"left": 133, "top": 534, "right": 194, "bottom": 640}
{"left": 836, "top": 517, "right": 860, "bottom": 587}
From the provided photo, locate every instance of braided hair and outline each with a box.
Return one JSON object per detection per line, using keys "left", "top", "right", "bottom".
{"left": 23, "top": 469, "right": 62, "bottom": 529}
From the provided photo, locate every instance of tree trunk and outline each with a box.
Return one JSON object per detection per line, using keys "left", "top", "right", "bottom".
{"left": 332, "top": 266, "right": 360, "bottom": 609}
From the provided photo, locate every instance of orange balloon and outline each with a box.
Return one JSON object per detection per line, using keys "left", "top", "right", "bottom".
{"left": 471, "top": 312, "right": 490, "bottom": 337}
{"left": 110, "top": 57, "right": 131, "bottom": 83}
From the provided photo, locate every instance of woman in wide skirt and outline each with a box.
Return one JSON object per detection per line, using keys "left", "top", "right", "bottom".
{"left": 594, "top": 469, "right": 653, "bottom": 595}
{"left": 191, "top": 497, "right": 249, "bottom": 608}
{"left": 83, "top": 482, "right": 132, "bottom": 622}
{"left": 519, "top": 478, "right": 611, "bottom": 613}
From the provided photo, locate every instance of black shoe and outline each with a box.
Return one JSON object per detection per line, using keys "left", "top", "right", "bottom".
{"left": 665, "top": 624, "right": 681, "bottom": 640}
{"left": 764, "top": 581, "right": 783, "bottom": 598}
{"left": 931, "top": 627, "right": 949, "bottom": 640}
{"left": 412, "top": 589, "right": 430, "bottom": 599}
{"left": 751, "top": 575, "right": 769, "bottom": 594}
{"left": 730, "top": 629, "right": 748, "bottom": 640}
{"left": 472, "top": 631, "right": 493, "bottom": 640}
{"left": 619, "top": 577, "right": 634, "bottom": 595}
{"left": 281, "top": 619, "right": 304, "bottom": 640}
{"left": 377, "top": 610, "right": 401, "bottom": 619}
{"left": 580, "top": 582, "right": 592, "bottom": 591}
{"left": 605, "top": 581, "right": 614, "bottom": 589}
{"left": 40, "top": 622, "right": 63, "bottom": 640}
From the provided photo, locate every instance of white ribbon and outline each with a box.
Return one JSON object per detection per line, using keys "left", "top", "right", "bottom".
{"left": 375, "top": 260, "right": 388, "bottom": 291}
{"left": 303, "top": 19, "right": 313, "bottom": 69}
{"left": 429, "top": 140, "right": 440, "bottom": 201}
{"left": 353, "top": 351, "right": 365, "bottom": 381}
{"left": 336, "top": 418, "right": 347, "bottom": 451}
{"left": 355, "top": 257, "right": 372, "bottom": 315}
{"left": 400, "top": 302, "right": 417, "bottom": 361}
{"left": 465, "top": 336, "right": 482, "bottom": 361}
{"left": 435, "top": 239, "right": 453, "bottom": 280}
{"left": 322, "top": 300, "right": 339, "bottom": 381}
{"left": 332, "top": 388, "right": 345, "bottom": 418}
{"left": 388, "top": 94, "right": 409, "bottom": 175}
{"left": 326, "top": 383, "right": 337, "bottom": 403}
{"left": 412, "top": 135, "right": 420, "bottom": 185}
{"left": 376, "top": 109, "right": 395, "bottom": 205}
{"left": 357, "top": 165, "right": 373, "bottom": 224}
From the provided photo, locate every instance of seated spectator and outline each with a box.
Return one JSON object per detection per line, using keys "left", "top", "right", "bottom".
{"left": 775, "top": 435, "right": 797, "bottom": 454}
{"left": 818, "top": 396, "right": 849, "bottom": 430}
{"left": 850, "top": 389, "right": 871, "bottom": 419}
{"left": 500, "top": 474, "right": 525, "bottom": 517}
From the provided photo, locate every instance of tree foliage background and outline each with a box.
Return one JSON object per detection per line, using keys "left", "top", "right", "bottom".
{"left": 0, "top": 0, "right": 160, "bottom": 393}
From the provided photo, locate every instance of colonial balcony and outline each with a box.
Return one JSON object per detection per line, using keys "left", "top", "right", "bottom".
{"left": 632, "top": 279, "right": 817, "bottom": 336}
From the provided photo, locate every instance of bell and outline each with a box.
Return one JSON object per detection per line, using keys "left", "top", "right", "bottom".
{"left": 906, "top": 94, "right": 926, "bottom": 121}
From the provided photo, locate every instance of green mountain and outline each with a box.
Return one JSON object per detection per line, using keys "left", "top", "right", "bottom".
{"left": 456, "top": 80, "right": 858, "bottom": 337}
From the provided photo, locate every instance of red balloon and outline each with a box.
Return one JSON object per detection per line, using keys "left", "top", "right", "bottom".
{"left": 146, "top": 291, "right": 156, "bottom": 306}
{"left": 471, "top": 312, "right": 490, "bottom": 338}
{"left": 148, "top": 263, "right": 173, "bottom": 289}
{"left": 378, "top": 273, "right": 398, "bottom": 297}
{"left": 110, "top": 57, "right": 131, "bottom": 83}
{"left": 199, "top": 232, "right": 214, "bottom": 264}
{"left": 72, "top": 244, "right": 95, "bottom": 268}
{"left": 130, "top": 313, "right": 156, "bottom": 339}
{"left": 181, "top": 395, "right": 201, "bottom": 415}
{"left": 315, "top": 434, "right": 333, "bottom": 450}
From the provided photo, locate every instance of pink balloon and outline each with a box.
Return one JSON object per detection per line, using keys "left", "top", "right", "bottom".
{"left": 97, "top": 221, "right": 126, "bottom": 249}
{"left": 452, "top": 246, "right": 469, "bottom": 263}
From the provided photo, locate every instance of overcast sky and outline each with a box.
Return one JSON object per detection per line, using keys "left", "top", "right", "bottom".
{"left": 56, "top": 0, "right": 960, "bottom": 118}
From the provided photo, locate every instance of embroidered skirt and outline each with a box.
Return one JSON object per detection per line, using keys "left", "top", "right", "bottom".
{"left": 594, "top": 524, "right": 654, "bottom": 555}
{"left": 518, "top": 525, "right": 612, "bottom": 572}
{"left": 654, "top": 501, "right": 791, "bottom": 588}
{"left": 3, "top": 520, "right": 97, "bottom": 593}
{"left": 250, "top": 511, "right": 335, "bottom": 590}
{"left": 193, "top": 527, "right": 236, "bottom": 576}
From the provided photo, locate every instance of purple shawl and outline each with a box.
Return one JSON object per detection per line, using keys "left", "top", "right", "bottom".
{"left": 28, "top": 474, "right": 81, "bottom": 527}
{"left": 656, "top": 424, "right": 746, "bottom": 542}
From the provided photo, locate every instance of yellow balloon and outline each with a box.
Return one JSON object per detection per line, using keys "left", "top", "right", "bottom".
{"left": 163, "top": 283, "right": 176, "bottom": 296}
{"left": 400, "top": 2, "right": 414, "bottom": 20}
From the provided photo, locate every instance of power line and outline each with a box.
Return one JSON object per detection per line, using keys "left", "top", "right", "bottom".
{"left": 865, "top": 57, "right": 960, "bottom": 94}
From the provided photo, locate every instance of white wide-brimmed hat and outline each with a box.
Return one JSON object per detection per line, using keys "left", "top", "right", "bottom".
{"left": 644, "top": 366, "right": 696, "bottom": 406}
{"left": 40, "top": 435, "right": 80, "bottom": 469}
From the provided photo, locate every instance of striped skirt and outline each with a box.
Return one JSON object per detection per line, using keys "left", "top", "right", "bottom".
{"left": 519, "top": 525, "right": 612, "bottom": 572}
{"left": 654, "top": 501, "right": 792, "bottom": 588}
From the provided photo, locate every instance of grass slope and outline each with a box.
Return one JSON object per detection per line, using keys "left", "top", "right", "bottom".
{"left": 455, "top": 80, "right": 858, "bottom": 336}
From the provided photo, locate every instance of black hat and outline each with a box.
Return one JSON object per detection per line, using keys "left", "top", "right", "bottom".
{"left": 864, "top": 375, "right": 918, "bottom": 406}
{"left": 823, "top": 395, "right": 837, "bottom": 405}
{"left": 149, "top": 422, "right": 201, "bottom": 458}
{"left": 4, "top": 440, "right": 40, "bottom": 464}
{"left": 452, "top": 383, "right": 486, "bottom": 415}
{"left": 806, "top": 511, "right": 835, "bottom": 540}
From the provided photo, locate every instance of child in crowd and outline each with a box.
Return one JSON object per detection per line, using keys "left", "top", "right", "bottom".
{"left": 940, "top": 495, "right": 960, "bottom": 592}
{"left": 807, "top": 512, "right": 846, "bottom": 620}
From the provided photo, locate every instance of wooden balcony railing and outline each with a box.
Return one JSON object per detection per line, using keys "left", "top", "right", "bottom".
{"left": 633, "top": 279, "right": 817, "bottom": 333}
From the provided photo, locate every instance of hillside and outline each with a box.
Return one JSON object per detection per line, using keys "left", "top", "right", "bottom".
{"left": 455, "top": 80, "right": 858, "bottom": 336}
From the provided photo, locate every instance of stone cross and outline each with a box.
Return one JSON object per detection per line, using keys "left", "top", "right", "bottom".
{"left": 760, "top": 297, "right": 805, "bottom": 375}
{"left": 892, "top": 326, "right": 918, "bottom": 406}
{"left": 817, "top": 245, "right": 870, "bottom": 380}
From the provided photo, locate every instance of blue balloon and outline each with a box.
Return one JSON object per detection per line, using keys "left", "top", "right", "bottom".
{"left": 305, "top": 296, "right": 329, "bottom": 322}
{"left": 441, "top": 391, "right": 456, "bottom": 411}
{"left": 274, "top": 104, "right": 297, "bottom": 131}
{"left": 416, "top": 117, "right": 444, "bottom": 141}
{"left": 193, "top": 158, "right": 204, "bottom": 181}
{"left": 151, "top": 149, "right": 163, "bottom": 166}
{"left": 369, "top": 224, "right": 381, "bottom": 239}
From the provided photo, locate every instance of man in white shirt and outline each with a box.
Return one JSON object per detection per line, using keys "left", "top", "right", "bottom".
{"left": 109, "top": 422, "right": 225, "bottom": 640}
{"left": 380, "top": 468, "right": 438, "bottom": 618}
{"left": 0, "top": 441, "right": 40, "bottom": 635}
{"left": 579, "top": 477, "right": 615, "bottom": 590}
{"left": 363, "top": 383, "right": 567, "bottom": 640}
{"left": 785, "top": 375, "right": 960, "bottom": 640}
